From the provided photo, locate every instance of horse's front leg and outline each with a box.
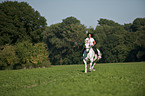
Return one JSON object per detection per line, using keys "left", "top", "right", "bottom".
{"left": 83, "top": 59, "right": 87, "bottom": 73}
{"left": 89, "top": 60, "right": 93, "bottom": 71}
{"left": 91, "top": 62, "right": 96, "bottom": 71}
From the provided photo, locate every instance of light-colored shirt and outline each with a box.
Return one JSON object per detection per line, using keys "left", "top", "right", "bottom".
{"left": 85, "top": 37, "right": 95, "bottom": 46}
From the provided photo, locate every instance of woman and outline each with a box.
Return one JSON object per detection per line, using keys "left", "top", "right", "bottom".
{"left": 85, "top": 33, "right": 97, "bottom": 53}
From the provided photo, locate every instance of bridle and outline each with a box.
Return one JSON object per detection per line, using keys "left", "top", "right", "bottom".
{"left": 85, "top": 42, "right": 91, "bottom": 53}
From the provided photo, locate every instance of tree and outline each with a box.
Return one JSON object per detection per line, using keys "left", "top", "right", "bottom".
{"left": 44, "top": 17, "right": 87, "bottom": 65}
{"left": 124, "top": 23, "right": 132, "bottom": 32}
{"left": 94, "top": 19, "right": 134, "bottom": 63}
{"left": 97, "top": 18, "right": 122, "bottom": 26}
{"left": 125, "top": 18, "right": 145, "bottom": 61}
{"left": 131, "top": 18, "right": 145, "bottom": 32}
{"left": 62, "top": 16, "right": 80, "bottom": 25}
{"left": 0, "top": 1, "right": 50, "bottom": 70}
{"left": 0, "top": 1, "right": 47, "bottom": 45}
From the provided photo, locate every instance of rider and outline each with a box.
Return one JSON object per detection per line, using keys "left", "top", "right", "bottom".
{"left": 85, "top": 33, "right": 97, "bottom": 53}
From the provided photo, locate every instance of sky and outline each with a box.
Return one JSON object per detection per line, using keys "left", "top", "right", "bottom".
{"left": 1, "top": 0, "right": 145, "bottom": 28}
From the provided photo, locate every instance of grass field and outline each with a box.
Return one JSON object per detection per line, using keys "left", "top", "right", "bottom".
{"left": 0, "top": 62, "right": 145, "bottom": 96}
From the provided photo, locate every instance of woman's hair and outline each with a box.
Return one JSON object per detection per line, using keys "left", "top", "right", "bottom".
{"left": 87, "top": 33, "right": 94, "bottom": 37}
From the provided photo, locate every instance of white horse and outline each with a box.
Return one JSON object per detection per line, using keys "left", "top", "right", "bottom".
{"left": 82, "top": 40, "right": 102, "bottom": 73}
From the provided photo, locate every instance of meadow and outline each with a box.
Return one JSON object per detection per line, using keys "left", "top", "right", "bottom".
{"left": 0, "top": 62, "right": 145, "bottom": 96}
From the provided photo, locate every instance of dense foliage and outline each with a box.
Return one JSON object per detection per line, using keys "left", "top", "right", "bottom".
{"left": 44, "top": 17, "right": 145, "bottom": 64}
{"left": 44, "top": 16, "right": 87, "bottom": 65}
{"left": 0, "top": 41, "right": 51, "bottom": 70}
{"left": 0, "top": 1, "right": 46, "bottom": 45}
{"left": 94, "top": 18, "right": 145, "bottom": 62}
{"left": 0, "top": 1, "right": 50, "bottom": 69}
{"left": 0, "top": 1, "right": 145, "bottom": 69}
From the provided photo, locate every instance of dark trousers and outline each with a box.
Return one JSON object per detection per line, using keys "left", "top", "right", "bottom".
{"left": 92, "top": 46, "right": 96, "bottom": 51}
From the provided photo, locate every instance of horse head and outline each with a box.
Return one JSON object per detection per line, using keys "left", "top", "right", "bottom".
{"left": 85, "top": 40, "right": 91, "bottom": 53}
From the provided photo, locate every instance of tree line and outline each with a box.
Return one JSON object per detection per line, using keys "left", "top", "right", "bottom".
{"left": 0, "top": 1, "right": 145, "bottom": 69}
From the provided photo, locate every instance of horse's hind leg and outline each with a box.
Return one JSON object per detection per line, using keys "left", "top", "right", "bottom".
{"left": 91, "top": 55, "right": 97, "bottom": 71}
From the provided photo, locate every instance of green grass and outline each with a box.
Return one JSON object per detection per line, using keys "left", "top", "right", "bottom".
{"left": 0, "top": 62, "right": 145, "bottom": 96}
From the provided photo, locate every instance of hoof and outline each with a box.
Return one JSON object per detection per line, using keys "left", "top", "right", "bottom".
{"left": 89, "top": 68, "right": 92, "bottom": 72}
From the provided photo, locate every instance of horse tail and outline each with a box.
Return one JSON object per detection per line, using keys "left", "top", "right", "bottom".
{"left": 97, "top": 49, "right": 102, "bottom": 60}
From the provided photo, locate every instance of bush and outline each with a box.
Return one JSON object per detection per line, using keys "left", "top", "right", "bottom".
{"left": 15, "top": 41, "right": 33, "bottom": 65}
{"left": 15, "top": 41, "right": 51, "bottom": 69}
{"left": 0, "top": 44, "right": 19, "bottom": 70}
{"left": 0, "top": 41, "right": 51, "bottom": 70}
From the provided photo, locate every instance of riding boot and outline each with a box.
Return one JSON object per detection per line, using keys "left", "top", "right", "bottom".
{"left": 93, "top": 47, "right": 97, "bottom": 54}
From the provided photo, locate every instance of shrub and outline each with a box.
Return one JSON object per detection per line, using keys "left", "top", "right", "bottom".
{"left": 15, "top": 41, "right": 33, "bottom": 65}
{"left": 0, "top": 44, "right": 19, "bottom": 70}
{"left": 0, "top": 41, "right": 51, "bottom": 70}
{"left": 15, "top": 41, "right": 51, "bottom": 69}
